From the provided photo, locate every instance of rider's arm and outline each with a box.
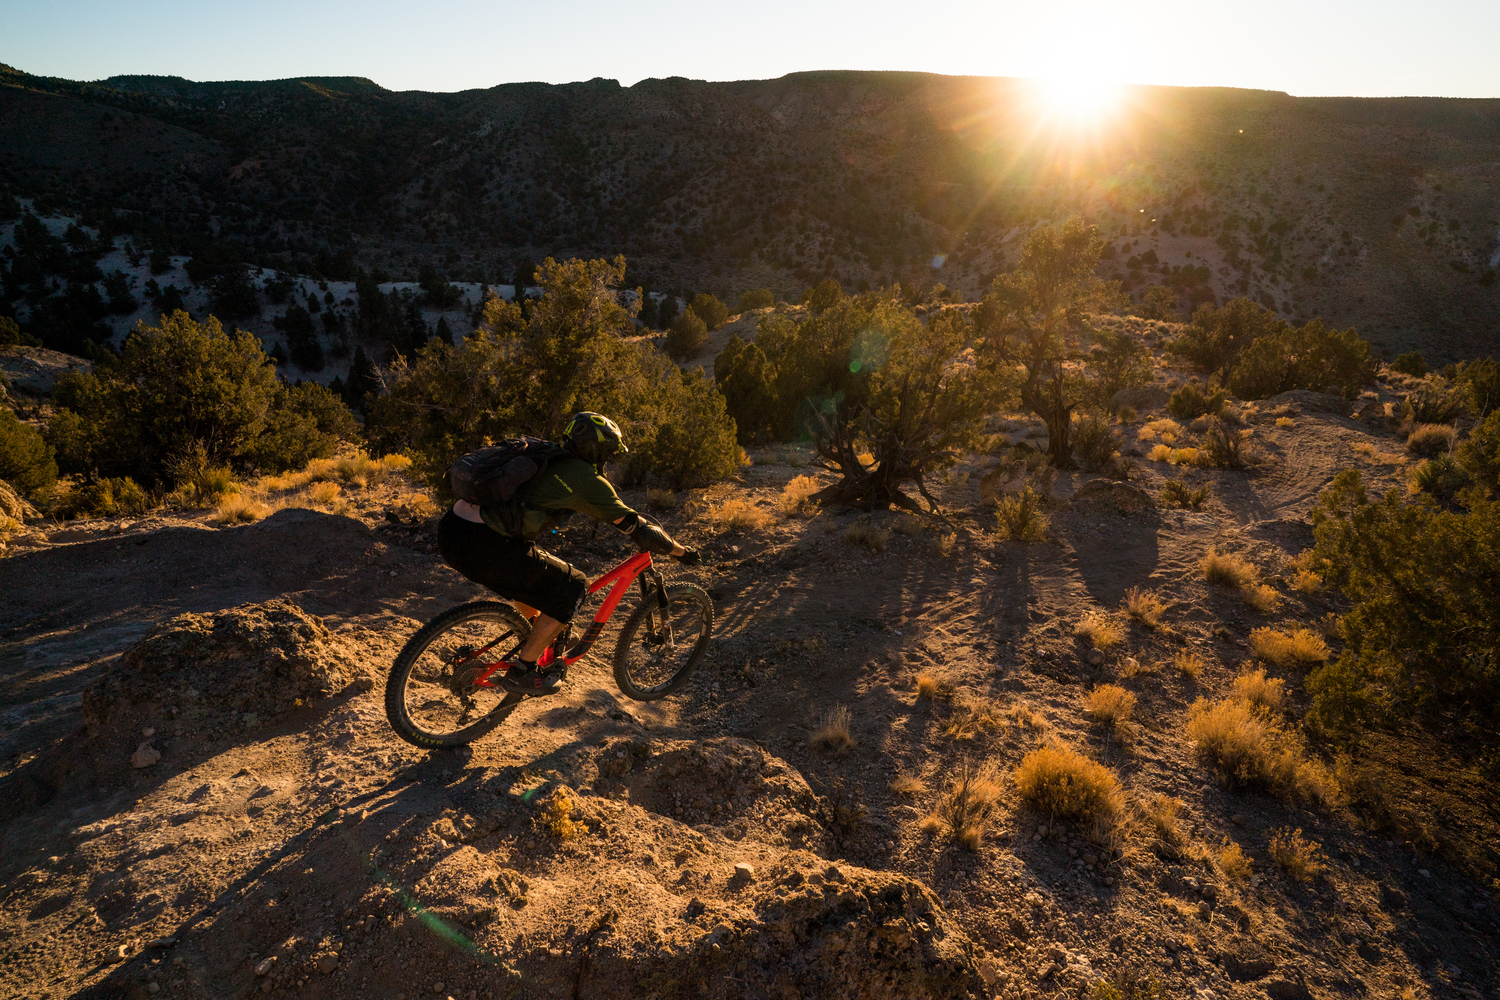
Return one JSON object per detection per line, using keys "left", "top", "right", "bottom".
{"left": 613, "top": 511, "right": 686, "bottom": 558}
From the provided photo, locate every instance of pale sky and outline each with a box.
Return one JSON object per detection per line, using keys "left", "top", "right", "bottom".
{"left": 2, "top": 0, "right": 1497, "bottom": 98}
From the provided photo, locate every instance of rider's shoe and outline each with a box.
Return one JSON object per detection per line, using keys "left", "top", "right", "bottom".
{"left": 498, "top": 662, "right": 563, "bottom": 697}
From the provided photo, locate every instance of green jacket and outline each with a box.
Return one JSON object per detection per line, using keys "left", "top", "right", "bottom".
{"left": 480, "top": 456, "right": 635, "bottom": 540}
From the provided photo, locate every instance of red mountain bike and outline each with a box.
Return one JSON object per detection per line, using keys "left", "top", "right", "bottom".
{"left": 384, "top": 550, "right": 713, "bottom": 748}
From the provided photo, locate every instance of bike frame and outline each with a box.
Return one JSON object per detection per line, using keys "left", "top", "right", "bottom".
{"left": 466, "top": 550, "right": 660, "bottom": 687}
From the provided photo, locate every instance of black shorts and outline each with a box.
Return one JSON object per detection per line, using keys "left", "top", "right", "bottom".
{"left": 436, "top": 510, "right": 588, "bottom": 622}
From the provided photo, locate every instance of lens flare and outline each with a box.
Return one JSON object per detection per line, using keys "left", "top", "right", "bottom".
{"left": 1026, "top": 76, "right": 1123, "bottom": 129}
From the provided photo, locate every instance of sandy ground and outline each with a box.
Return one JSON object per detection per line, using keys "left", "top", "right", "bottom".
{"left": 1, "top": 343, "right": 1498, "bottom": 1000}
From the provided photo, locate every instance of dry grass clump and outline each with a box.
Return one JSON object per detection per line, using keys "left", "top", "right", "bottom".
{"left": 1173, "top": 649, "right": 1205, "bottom": 680}
{"left": 1117, "top": 656, "right": 1157, "bottom": 679}
{"left": 712, "top": 498, "right": 773, "bottom": 533}
{"left": 779, "top": 474, "right": 821, "bottom": 516}
{"left": 1405, "top": 423, "right": 1456, "bottom": 458}
{"left": 1200, "top": 547, "right": 1259, "bottom": 588}
{"left": 1290, "top": 568, "right": 1323, "bottom": 593}
{"left": 944, "top": 695, "right": 1007, "bottom": 740}
{"left": 1075, "top": 613, "right": 1125, "bottom": 650}
{"left": 1159, "top": 479, "right": 1209, "bottom": 510}
{"left": 212, "top": 491, "right": 275, "bottom": 525}
{"left": 1231, "top": 668, "right": 1286, "bottom": 711}
{"left": 1014, "top": 745, "right": 1127, "bottom": 833}
{"left": 1241, "top": 582, "right": 1280, "bottom": 614}
{"left": 1275, "top": 416, "right": 1296, "bottom": 428}
{"left": 646, "top": 487, "right": 678, "bottom": 510}
{"left": 542, "top": 787, "right": 579, "bottom": 841}
{"left": 933, "top": 531, "right": 957, "bottom": 558}
{"left": 1216, "top": 838, "right": 1253, "bottom": 882}
{"left": 1267, "top": 827, "right": 1327, "bottom": 882}
{"left": 889, "top": 772, "right": 926, "bottom": 797}
{"left": 843, "top": 522, "right": 890, "bottom": 552}
{"left": 926, "top": 761, "right": 1005, "bottom": 850}
{"left": 1005, "top": 702, "right": 1050, "bottom": 731}
{"left": 1141, "top": 418, "right": 1183, "bottom": 443}
{"left": 305, "top": 480, "right": 342, "bottom": 505}
{"left": 1286, "top": 551, "right": 1323, "bottom": 593}
{"left": 1085, "top": 684, "right": 1136, "bottom": 729}
{"left": 259, "top": 451, "right": 411, "bottom": 491}
{"left": 1121, "top": 586, "right": 1167, "bottom": 628}
{"left": 995, "top": 485, "right": 1049, "bottom": 542}
{"left": 1186, "top": 698, "right": 1338, "bottom": 806}
{"left": 1249, "top": 627, "right": 1330, "bottom": 667}
{"left": 1150, "top": 445, "right": 1202, "bottom": 465}
{"left": 812, "top": 704, "right": 854, "bottom": 753}
{"left": 1144, "top": 794, "right": 1186, "bottom": 854}
{"left": 915, "top": 672, "right": 955, "bottom": 701}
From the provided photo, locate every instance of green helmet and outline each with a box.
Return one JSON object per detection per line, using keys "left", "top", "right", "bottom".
{"left": 562, "top": 411, "right": 629, "bottom": 468}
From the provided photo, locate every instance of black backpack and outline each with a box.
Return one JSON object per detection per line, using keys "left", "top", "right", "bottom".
{"left": 448, "top": 437, "right": 572, "bottom": 532}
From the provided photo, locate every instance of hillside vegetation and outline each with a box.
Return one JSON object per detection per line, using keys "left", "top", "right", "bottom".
{"left": 2, "top": 65, "right": 1499, "bottom": 364}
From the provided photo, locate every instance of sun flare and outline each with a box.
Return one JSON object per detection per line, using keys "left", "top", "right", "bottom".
{"left": 1027, "top": 76, "right": 1123, "bottom": 128}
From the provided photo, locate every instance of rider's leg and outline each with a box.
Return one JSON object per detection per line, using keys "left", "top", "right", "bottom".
{"left": 517, "top": 613, "right": 567, "bottom": 661}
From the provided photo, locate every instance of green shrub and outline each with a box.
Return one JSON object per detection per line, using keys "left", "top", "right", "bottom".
{"left": 1410, "top": 454, "right": 1471, "bottom": 501}
{"left": 1229, "top": 319, "right": 1375, "bottom": 400}
{"left": 1167, "top": 298, "right": 1285, "bottom": 381}
{"left": 1456, "top": 410, "right": 1500, "bottom": 491}
{"left": 736, "top": 288, "right": 774, "bottom": 312}
{"left": 1168, "top": 382, "right": 1227, "bottom": 419}
{"left": 1072, "top": 413, "right": 1118, "bottom": 470}
{"left": 54, "top": 476, "right": 152, "bottom": 519}
{"left": 241, "top": 381, "right": 360, "bottom": 473}
{"left": 996, "top": 485, "right": 1049, "bottom": 541}
{"left": 0, "top": 407, "right": 58, "bottom": 499}
{"left": 623, "top": 366, "right": 742, "bottom": 489}
{"left": 1309, "top": 469, "right": 1500, "bottom": 728}
{"left": 365, "top": 255, "right": 742, "bottom": 494}
{"left": 1200, "top": 416, "right": 1248, "bottom": 468}
{"left": 1402, "top": 382, "right": 1469, "bottom": 424}
{"left": 1160, "top": 478, "right": 1209, "bottom": 510}
{"left": 0, "top": 315, "right": 20, "bottom": 347}
{"left": 666, "top": 310, "right": 707, "bottom": 358}
{"left": 714, "top": 335, "right": 779, "bottom": 444}
{"left": 688, "top": 293, "right": 729, "bottom": 331}
{"left": 46, "top": 310, "right": 349, "bottom": 490}
{"left": 1088, "top": 327, "right": 1152, "bottom": 405}
{"left": 1389, "top": 351, "right": 1426, "bottom": 377}
{"left": 1448, "top": 356, "right": 1500, "bottom": 417}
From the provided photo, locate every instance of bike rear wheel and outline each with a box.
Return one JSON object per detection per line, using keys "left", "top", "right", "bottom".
{"left": 612, "top": 584, "right": 714, "bottom": 701}
{"left": 385, "top": 601, "right": 531, "bottom": 748}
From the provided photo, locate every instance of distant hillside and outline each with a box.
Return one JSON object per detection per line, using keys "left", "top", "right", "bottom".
{"left": 2, "top": 63, "right": 1499, "bottom": 360}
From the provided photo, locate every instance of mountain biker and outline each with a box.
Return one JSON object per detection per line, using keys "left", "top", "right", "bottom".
{"left": 437, "top": 412, "right": 699, "bottom": 697}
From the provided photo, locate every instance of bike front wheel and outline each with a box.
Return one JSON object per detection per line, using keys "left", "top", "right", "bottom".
{"left": 612, "top": 584, "right": 714, "bottom": 701}
{"left": 385, "top": 601, "right": 531, "bottom": 749}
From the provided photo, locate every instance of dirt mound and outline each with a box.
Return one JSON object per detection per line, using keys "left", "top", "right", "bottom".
{"left": 1111, "top": 386, "right": 1169, "bottom": 414}
{"left": 617, "top": 737, "right": 827, "bottom": 847}
{"left": 362, "top": 785, "right": 985, "bottom": 1000}
{"left": 1262, "top": 388, "right": 1352, "bottom": 413}
{"left": 81, "top": 598, "right": 370, "bottom": 735}
{"left": 623, "top": 850, "right": 985, "bottom": 1000}
{"left": 1069, "top": 478, "right": 1155, "bottom": 513}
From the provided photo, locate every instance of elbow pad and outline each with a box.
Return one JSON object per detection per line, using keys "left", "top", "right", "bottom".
{"left": 630, "top": 521, "right": 679, "bottom": 555}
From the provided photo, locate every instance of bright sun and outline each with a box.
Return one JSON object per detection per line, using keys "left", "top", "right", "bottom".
{"left": 1028, "top": 76, "right": 1123, "bottom": 128}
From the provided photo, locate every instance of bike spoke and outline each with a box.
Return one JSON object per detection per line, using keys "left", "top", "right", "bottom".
{"left": 401, "top": 616, "right": 518, "bottom": 737}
